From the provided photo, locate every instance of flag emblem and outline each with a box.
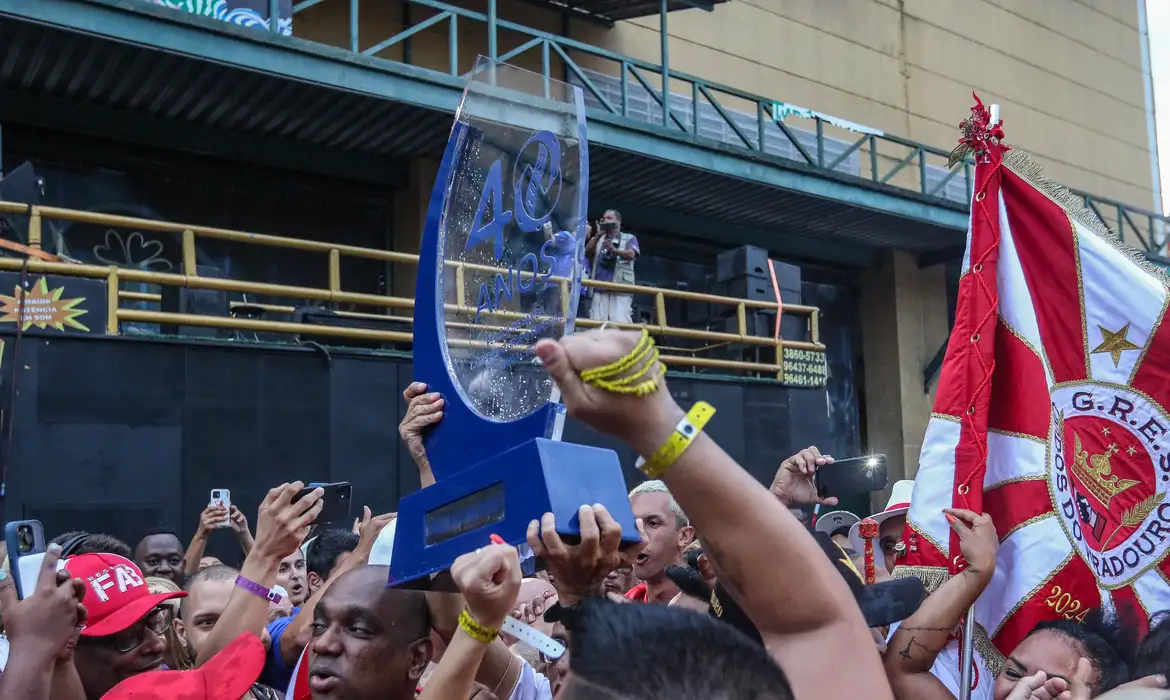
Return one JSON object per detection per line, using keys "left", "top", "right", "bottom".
{"left": 1049, "top": 384, "right": 1170, "bottom": 588}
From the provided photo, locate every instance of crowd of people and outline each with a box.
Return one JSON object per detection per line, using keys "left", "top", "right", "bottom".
{"left": 2, "top": 329, "right": 1170, "bottom": 699}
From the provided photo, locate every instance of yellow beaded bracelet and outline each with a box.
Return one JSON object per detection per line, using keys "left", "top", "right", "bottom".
{"left": 588, "top": 362, "right": 665, "bottom": 396}
{"left": 458, "top": 608, "right": 500, "bottom": 645}
{"left": 579, "top": 330, "right": 653, "bottom": 382}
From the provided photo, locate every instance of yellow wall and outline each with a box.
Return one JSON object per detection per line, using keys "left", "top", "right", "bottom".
{"left": 594, "top": 0, "right": 1154, "bottom": 208}
{"left": 293, "top": 0, "right": 1156, "bottom": 210}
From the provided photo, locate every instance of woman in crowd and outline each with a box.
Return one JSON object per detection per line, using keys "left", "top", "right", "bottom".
{"left": 883, "top": 508, "right": 1133, "bottom": 700}
{"left": 145, "top": 576, "right": 185, "bottom": 671}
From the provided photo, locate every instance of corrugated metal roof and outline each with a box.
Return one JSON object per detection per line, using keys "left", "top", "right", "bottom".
{"left": 0, "top": 10, "right": 966, "bottom": 261}
{"left": 0, "top": 18, "right": 451, "bottom": 156}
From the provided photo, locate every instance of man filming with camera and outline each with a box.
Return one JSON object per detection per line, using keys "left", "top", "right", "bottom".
{"left": 586, "top": 209, "right": 639, "bottom": 324}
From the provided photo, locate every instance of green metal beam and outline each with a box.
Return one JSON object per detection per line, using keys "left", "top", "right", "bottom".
{"left": 591, "top": 120, "right": 969, "bottom": 231}
{"left": 0, "top": 0, "right": 970, "bottom": 234}
{"left": 674, "top": 0, "right": 717, "bottom": 11}
{"left": 595, "top": 198, "right": 879, "bottom": 267}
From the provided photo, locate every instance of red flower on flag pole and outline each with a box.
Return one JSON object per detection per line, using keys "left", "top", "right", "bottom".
{"left": 895, "top": 95, "right": 1170, "bottom": 698}
{"left": 949, "top": 93, "right": 1007, "bottom": 168}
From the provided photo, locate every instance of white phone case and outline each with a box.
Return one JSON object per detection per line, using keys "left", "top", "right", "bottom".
{"left": 210, "top": 489, "right": 232, "bottom": 528}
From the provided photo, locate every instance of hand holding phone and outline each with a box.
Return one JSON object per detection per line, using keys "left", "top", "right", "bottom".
{"left": 0, "top": 539, "right": 87, "bottom": 658}
{"left": 293, "top": 482, "right": 353, "bottom": 526}
{"left": 5, "top": 520, "right": 49, "bottom": 600}
{"left": 772, "top": 447, "right": 838, "bottom": 508}
{"left": 816, "top": 455, "right": 889, "bottom": 499}
{"left": 254, "top": 483, "right": 325, "bottom": 560}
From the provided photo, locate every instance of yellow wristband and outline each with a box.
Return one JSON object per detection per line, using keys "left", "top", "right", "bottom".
{"left": 458, "top": 608, "right": 500, "bottom": 645}
{"left": 635, "top": 401, "right": 716, "bottom": 479}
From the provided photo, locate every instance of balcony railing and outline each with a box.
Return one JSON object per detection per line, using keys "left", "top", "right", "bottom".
{"left": 0, "top": 200, "right": 824, "bottom": 382}
{"left": 275, "top": 0, "right": 1167, "bottom": 253}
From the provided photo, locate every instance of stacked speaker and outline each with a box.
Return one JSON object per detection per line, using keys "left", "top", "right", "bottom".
{"left": 711, "top": 245, "right": 804, "bottom": 368}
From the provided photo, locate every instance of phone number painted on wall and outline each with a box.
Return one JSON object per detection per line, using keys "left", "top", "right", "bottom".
{"left": 781, "top": 347, "right": 828, "bottom": 389}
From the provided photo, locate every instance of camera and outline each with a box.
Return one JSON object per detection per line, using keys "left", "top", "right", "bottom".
{"left": 600, "top": 221, "right": 619, "bottom": 233}
{"left": 16, "top": 524, "right": 35, "bottom": 554}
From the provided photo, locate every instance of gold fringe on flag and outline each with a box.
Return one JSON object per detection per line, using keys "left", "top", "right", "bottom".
{"left": 891, "top": 564, "right": 950, "bottom": 594}
{"left": 1001, "top": 148, "right": 1168, "bottom": 286}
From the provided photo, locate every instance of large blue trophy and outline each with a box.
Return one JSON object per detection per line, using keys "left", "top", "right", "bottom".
{"left": 390, "top": 59, "right": 640, "bottom": 585}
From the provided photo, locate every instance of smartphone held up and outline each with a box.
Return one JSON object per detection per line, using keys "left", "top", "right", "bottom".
{"left": 210, "top": 489, "right": 232, "bottom": 528}
{"left": 3, "top": 520, "right": 64, "bottom": 600}
{"left": 293, "top": 482, "right": 353, "bottom": 526}
{"left": 815, "top": 455, "right": 889, "bottom": 499}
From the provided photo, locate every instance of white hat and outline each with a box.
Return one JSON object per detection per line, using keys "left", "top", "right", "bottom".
{"left": 368, "top": 518, "right": 397, "bottom": 566}
{"left": 848, "top": 480, "right": 914, "bottom": 553}
{"left": 814, "top": 510, "right": 860, "bottom": 536}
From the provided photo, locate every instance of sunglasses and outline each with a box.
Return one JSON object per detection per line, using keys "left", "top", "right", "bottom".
{"left": 91, "top": 607, "right": 172, "bottom": 654}
{"left": 880, "top": 538, "right": 908, "bottom": 558}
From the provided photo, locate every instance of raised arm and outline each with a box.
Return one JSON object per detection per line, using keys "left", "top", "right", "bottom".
{"left": 195, "top": 483, "right": 322, "bottom": 666}
{"left": 0, "top": 546, "right": 87, "bottom": 700}
{"left": 419, "top": 544, "right": 520, "bottom": 700}
{"left": 228, "top": 505, "right": 256, "bottom": 557}
{"left": 883, "top": 509, "right": 997, "bottom": 700}
{"left": 184, "top": 505, "right": 226, "bottom": 576}
{"left": 399, "top": 382, "right": 443, "bottom": 488}
{"left": 534, "top": 330, "right": 889, "bottom": 700}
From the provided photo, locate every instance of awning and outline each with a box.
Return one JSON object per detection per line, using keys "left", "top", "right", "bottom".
{"left": 519, "top": 0, "right": 727, "bottom": 24}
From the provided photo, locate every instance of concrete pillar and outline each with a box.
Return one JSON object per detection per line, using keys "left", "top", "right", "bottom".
{"left": 859, "top": 251, "right": 950, "bottom": 508}
{"left": 392, "top": 157, "right": 439, "bottom": 307}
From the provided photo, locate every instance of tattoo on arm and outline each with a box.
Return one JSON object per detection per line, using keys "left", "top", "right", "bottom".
{"left": 899, "top": 626, "right": 953, "bottom": 632}
{"left": 898, "top": 636, "right": 934, "bottom": 663}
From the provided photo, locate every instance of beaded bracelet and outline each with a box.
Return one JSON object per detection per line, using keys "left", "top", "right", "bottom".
{"left": 580, "top": 330, "right": 664, "bottom": 396}
{"left": 579, "top": 330, "right": 653, "bottom": 382}
{"left": 588, "top": 362, "right": 665, "bottom": 396}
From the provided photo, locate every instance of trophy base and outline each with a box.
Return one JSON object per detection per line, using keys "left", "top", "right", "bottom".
{"left": 389, "top": 438, "right": 640, "bottom": 586}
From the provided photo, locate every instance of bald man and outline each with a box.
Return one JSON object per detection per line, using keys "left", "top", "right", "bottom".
{"left": 307, "top": 566, "right": 433, "bottom": 700}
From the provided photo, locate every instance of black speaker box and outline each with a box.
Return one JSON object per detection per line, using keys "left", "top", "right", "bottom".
{"left": 716, "top": 245, "right": 770, "bottom": 282}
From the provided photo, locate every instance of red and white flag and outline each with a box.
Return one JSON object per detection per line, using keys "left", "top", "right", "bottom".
{"left": 896, "top": 98, "right": 1170, "bottom": 697}
{"left": 287, "top": 646, "right": 311, "bottom": 700}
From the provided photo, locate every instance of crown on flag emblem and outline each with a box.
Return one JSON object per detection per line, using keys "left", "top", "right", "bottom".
{"left": 1070, "top": 433, "right": 1139, "bottom": 507}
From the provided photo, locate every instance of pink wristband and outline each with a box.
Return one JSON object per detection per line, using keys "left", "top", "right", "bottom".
{"left": 235, "top": 575, "right": 283, "bottom": 604}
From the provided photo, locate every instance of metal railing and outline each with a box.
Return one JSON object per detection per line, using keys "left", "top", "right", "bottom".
{"left": 279, "top": 0, "right": 1168, "bottom": 252}
{"left": 0, "top": 201, "right": 822, "bottom": 379}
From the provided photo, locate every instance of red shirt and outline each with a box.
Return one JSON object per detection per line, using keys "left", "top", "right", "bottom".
{"left": 625, "top": 582, "right": 648, "bottom": 602}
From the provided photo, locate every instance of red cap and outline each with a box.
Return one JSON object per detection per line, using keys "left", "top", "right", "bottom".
{"left": 63, "top": 553, "right": 186, "bottom": 637}
{"left": 101, "top": 632, "right": 265, "bottom": 700}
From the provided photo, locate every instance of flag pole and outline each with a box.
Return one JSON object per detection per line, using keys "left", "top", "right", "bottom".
{"left": 957, "top": 102, "right": 1000, "bottom": 700}
{"left": 959, "top": 604, "right": 976, "bottom": 700}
